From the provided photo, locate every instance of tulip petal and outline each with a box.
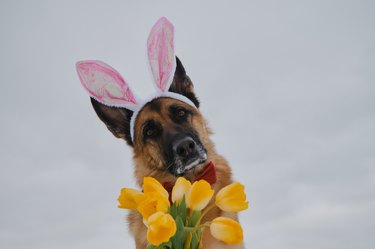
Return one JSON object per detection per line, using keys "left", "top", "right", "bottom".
{"left": 210, "top": 217, "right": 243, "bottom": 244}
{"left": 172, "top": 177, "right": 192, "bottom": 204}
{"left": 215, "top": 182, "right": 249, "bottom": 212}
{"left": 147, "top": 211, "right": 177, "bottom": 246}
{"left": 186, "top": 180, "right": 214, "bottom": 211}
{"left": 117, "top": 188, "right": 144, "bottom": 209}
{"left": 143, "top": 177, "right": 169, "bottom": 199}
{"left": 137, "top": 192, "right": 170, "bottom": 221}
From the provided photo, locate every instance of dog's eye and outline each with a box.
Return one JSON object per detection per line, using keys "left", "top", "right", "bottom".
{"left": 169, "top": 106, "right": 191, "bottom": 123}
{"left": 177, "top": 109, "right": 186, "bottom": 117}
{"left": 146, "top": 128, "right": 155, "bottom": 137}
{"left": 175, "top": 107, "right": 188, "bottom": 118}
{"left": 143, "top": 121, "right": 161, "bottom": 140}
{"left": 144, "top": 127, "right": 157, "bottom": 139}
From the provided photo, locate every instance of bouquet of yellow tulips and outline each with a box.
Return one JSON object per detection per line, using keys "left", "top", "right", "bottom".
{"left": 118, "top": 177, "right": 248, "bottom": 249}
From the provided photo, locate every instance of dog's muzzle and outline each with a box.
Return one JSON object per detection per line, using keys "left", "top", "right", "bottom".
{"left": 173, "top": 137, "right": 198, "bottom": 160}
{"left": 170, "top": 136, "right": 207, "bottom": 176}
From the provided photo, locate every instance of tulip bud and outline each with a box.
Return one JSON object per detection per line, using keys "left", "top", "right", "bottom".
{"left": 215, "top": 182, "right": 248, "bottom": 212}
{"left": 210, "top": 217, "right": 243, "bottom": 244}
{"left": 186, "top": 180, "right": 214, "bottom": 211}
{"left": 117, "top": 188, "right": 145, "bottom": 209}
{"left": 137, "top": 192, "right": 170, "bottom": 221}
{"left": 147, "top": 212, "right": 177, "bottom": 246}
{"left": 143, "top": 177, "right": 169, "bottom": 199}
{"left": 172, "top": 177, "right": 191, "bottom": 204}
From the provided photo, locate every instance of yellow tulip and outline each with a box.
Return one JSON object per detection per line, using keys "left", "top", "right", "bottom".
{"left": 143, "top": 177, "right": 169, "bottom": 199}
{"left": 215, "top": 182, "right": 248, "bottom": 212}
{"left": 147, "top": 211, "right": 177, "bottom": 246}
{"left": 137, "top": 192, "right": 170, "bottom": 221}
{"left": 117, "top": 188, "right": 145, "bottom": 209}
{"left": 172, "top": 177, "right": 191, "bottom": 204}
{"left": 210, "top": 217, "right": 243, "bottom": 244}
{"left": 186, "top": 180, "right": 214, "bottom": 211}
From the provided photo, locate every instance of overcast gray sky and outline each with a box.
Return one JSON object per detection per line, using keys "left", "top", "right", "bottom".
{"left": 1, "top": 0, "right": 374, "bottom": 248}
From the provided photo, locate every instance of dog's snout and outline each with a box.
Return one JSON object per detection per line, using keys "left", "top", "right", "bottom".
{"left": 173, "top": 137, "right": 197, "bottom": 159}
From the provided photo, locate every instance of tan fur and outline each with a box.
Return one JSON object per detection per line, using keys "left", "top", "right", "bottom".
{"left": 126, "top": 98, "right": 245, "bottom": 249}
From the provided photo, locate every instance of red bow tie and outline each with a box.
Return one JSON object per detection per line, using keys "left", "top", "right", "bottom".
{"left": 162, "top": 161, "right": 217, "bottom": 194}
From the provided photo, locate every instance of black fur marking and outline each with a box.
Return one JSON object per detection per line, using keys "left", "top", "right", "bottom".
{"left": 169, "top": 57, "right": 200, "bottom": 108}
{"left": 90, "top": 98, "right": 134, "bottom": 146}
{"left": 142, "top": 119, "right": 162, "bottom": 143}
{"left": 147, "top": 101, "right": 161, "bottom": 113}
{"left": 175, "top": 56, "right": 186, "bottom": 76}
{"left": 168, "top": 105, "right": 192, "bottom": 124}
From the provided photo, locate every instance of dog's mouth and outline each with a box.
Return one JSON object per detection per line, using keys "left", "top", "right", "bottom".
{"left": 175, "top": 152, "right": 208, "bottom": 176}
{"left": 164, "top": 133, "right": 208, "bottom": 176}
{"left": 166, "top": 142, "right": 208, "bottom": 176}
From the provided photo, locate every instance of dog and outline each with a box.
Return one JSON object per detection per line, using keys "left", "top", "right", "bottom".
{"left": 89, "top": 56, "right": 245, "bottom": 249}
{"left": 77, "top": 17, "right": 245, "bottom": 249}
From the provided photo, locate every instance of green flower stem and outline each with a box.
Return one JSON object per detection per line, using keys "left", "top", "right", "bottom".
{"left": 196, "top": 203, "right": 216, "bottom": 226}
{"left": 183, "top": 222, "right": 211, "bottom": 249}
{"left": 183, "top": 232, "right": 192, "bottom": 249}
{"left": 186, "top": 208, "right": 193, "bottom": 226}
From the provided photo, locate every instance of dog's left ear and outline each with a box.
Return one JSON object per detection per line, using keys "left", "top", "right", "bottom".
{"left": 169, "top": 56, "right": 200, "bottom": 108}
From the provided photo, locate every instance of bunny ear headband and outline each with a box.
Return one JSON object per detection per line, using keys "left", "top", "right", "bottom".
{"left": 76, "top": 17, "right": 196, "bottom": 142}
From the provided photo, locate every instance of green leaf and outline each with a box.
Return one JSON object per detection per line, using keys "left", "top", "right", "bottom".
{"left": 177, "top": 197, "right": 187, "bottom": 224}
{"left": 164, "top": 241, "right": 172, "bottom": 249}
{"left": 147, "top": 241, "right": 172, "bottom": 249}
{"left": 169, "top": 202, "right": 178, "bottom": 219}
{"left": 171, "top": 216, "right": 190, "bottom": 249}
{"left": 183, "top": 232, "right": 193, "bottom": 249}
{"left": 188, "top": 211, "right": 201, "bottom": 227}
{"left": 183, "top": 229, "right": 201, "bottom": 249}
{"left": 189, "top": 231, "right": 200, "bottom": 249}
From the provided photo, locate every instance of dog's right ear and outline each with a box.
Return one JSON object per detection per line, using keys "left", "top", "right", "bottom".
{"left": 91, "top": 98, "right": 134, "bottom": 146}
{"left": 76, "top": 60, "right": 138, "bottom": 146}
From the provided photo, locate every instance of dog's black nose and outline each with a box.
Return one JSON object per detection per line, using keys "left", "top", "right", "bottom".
{"left": 173, "top": 137, "right": 197, "bottom": 159}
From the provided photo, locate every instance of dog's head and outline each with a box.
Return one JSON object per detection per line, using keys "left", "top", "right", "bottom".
{"left": 77, "top": 17, "right": 214, "bottom": 180}
{"left": 91, "top": 57, "right": 211, "bottom": 177}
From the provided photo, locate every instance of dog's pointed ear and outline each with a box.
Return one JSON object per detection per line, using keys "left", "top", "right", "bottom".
{"left": 146, "top": 18, "right": 199, "bottom": 107}
{"left": 76, "top": 60, "right": 138, "bottom": 146}
{"left": 169, "top": 56, "right": 200, "bottom": 108}
{"left": 91, "top": 98, "right": 134, "bottom": 146}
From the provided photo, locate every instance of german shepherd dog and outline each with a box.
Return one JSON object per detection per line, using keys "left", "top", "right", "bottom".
{"left": 89, "top": 56, "right": 244, "bottom": 248}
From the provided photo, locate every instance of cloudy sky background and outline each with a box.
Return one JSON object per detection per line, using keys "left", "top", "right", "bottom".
{"left": 1, "top": 0, "right": 374, "bottom": 248}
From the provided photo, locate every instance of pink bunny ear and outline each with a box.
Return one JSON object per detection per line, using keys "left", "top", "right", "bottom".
{"left": 147, "top": 17, "right": 176, "bottom": 93}
{"left": 76, "top": 60, "right": 138, "bottom": 110}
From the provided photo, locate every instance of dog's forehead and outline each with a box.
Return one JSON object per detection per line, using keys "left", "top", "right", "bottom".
{"left": 135, "top": 97, "right": 192, "bottom": 124}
